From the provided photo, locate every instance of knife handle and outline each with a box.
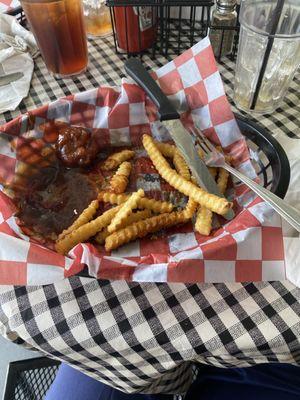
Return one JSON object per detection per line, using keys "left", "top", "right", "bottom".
{"left": 125, "top": 58, "right": 180, "bottom": 121}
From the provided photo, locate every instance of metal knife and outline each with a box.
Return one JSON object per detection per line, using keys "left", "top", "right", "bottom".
{"left": 125, "top": 58, "right": 234, "bottom": 220}
{"left": 0, "top": 72, "right": 24, "bottom": 87}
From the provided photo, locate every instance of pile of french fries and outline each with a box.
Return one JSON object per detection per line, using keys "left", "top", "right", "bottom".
{"left": 55, "top": 135, "right": 232, "bottom": 255}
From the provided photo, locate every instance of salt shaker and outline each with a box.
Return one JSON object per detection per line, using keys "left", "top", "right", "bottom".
{"left": 209, "top": 0, "right": 237, "bottom": 58}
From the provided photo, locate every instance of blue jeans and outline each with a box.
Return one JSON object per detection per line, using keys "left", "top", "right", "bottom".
{"left": 45, "top": 363, "right": 172, "bottom": 400}
{"left": 45, "top": 363, "right": 300, "bottom": 400}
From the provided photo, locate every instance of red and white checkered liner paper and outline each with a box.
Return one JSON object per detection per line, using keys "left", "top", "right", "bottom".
{"left": 0, "top": 37, "right": 286, "bottom": 285}
{"left": 0, "top": 0, "right": 19, "bottom": 12}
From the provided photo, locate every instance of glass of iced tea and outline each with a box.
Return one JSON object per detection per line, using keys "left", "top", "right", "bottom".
{"left": 83, "top": 0, "right": 113, "bottom": 38}
{"left": 20, "top": 0, "right": 88, "bottom": 78}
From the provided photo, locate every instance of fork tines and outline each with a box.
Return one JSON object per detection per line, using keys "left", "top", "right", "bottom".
{"left": 191, "top": 126, "right": 218, "bottom": 156}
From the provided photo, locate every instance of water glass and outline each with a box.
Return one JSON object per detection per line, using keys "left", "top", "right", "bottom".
{"left": 234, "top": 0, "right": 300, "bottom": 114}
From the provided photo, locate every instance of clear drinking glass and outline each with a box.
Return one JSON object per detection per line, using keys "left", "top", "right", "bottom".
{"left": 233, "top": 0, "right": 300, "bottom": 114}
{"left": 83, "top": 0, "right": 113, "bottom": 38}
{"left": 21, "top": 0, "right": 88, "bottom": 78}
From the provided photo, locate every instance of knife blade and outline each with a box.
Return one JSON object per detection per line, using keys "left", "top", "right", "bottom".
{"left": 0, "top": 72, "right": 24, "bottom": 87}
{"left": 125, "top": 58, "right": 234, "bottom": 220}
{"left": 162, "top": 119, "right": 218, "bottom": 194}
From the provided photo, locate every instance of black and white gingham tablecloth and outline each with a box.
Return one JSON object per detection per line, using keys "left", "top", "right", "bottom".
{"left": 0, "top": 36, "right": 299, "bottom": 394}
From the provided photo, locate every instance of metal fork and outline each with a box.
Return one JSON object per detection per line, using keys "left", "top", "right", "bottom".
{"left": 195, "top": 130, "right": 300, "bottom": 232}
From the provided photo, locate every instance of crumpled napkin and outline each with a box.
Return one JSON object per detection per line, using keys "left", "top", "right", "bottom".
{"left": 0, "top": 13, "right": 39, "bottom": 113}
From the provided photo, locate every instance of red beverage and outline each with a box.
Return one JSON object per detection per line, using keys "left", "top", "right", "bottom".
{"left": 114, "top": 6, "right": 157, "bottom": 53}
{"left": 21, "top": 0, "right": 88, "bottom": 78}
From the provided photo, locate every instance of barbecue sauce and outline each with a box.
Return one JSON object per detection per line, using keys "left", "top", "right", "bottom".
{"left": 13, "top": 159, "right": 98, "bottom": 240}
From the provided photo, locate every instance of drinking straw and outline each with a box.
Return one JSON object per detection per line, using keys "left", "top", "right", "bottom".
{"left": 250, "top": 0, "right": 286, "bottom": 110}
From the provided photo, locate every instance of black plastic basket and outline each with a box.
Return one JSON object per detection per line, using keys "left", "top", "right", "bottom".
{"left": 4, "top": 5, "right": 290, "bottom": 198}
{"left": 235, "top": 114, "right": 290, "bottom": 199}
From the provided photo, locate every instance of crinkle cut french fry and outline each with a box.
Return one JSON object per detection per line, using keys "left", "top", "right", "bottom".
{"left": 95, "top": 209, "right": 152, "bottom": 244}
{"left": 143, "top": 135, "right": 231, "bottom": 216}
{"left": 98, "top": 191, "right": 128, "bottom": 205}
{"left": 94, "top": 228, "right": 109, "bottom": 245}
{"left": 197, "top": 148, "right": 217, "bottom": 178}
{"left": 217, "top": 168, "right": 230, "bottom": 195}
{"left": 98, "top": 191, "right": 173, "bottom": 214}
{"left": 183, "top": 175, "right": 197, "bottom": 218}
{"left": 184, "top": 197, "right": 198, "bottom": 219}
{"left": 121, "top": 208, "right": 152, "bottom": 228}
{"left": 94, "top": 228, "right": 110, "bottom": 245}
{"left": 197, "top": 147, "right": 205, "bottom": 160}
{"left": 192, "top": 172, "right": 213, "bottom": 236}
{"left": 155, "top": 141, "right": 176, "bottom": 158}
{"left": 55, "top": 205, "right": 121, "bottom": 255}
{"left": 173, "top": 150, "right": 191, "bottom": 181}
{"left": 102, "top": 150, "right": 134, "bottom": 171}
{"left": 216, "top": 145, "right": 233, "bottom": 164}
{"left": 107, "top": 189, "right": 144, "bottom": 233}
{"left": 105, "top": 212, "right": 186, "bottom": 252}
{"left": 58, "top": 200, "right": 99, "bottom": 241}
{"left": 110, "top": 161, "right": 131, "bottom": 194}
{"left": 209, "top": 167, "right": 217, "bottom": 179}
{"left": 156, "top": 141, "right": 190, "bottom": 180}
{"left": 195, "top": 206, "right": 213, "bottom": 236}
{"left": 184, "top": 177, "right": 198, "bottom": 218}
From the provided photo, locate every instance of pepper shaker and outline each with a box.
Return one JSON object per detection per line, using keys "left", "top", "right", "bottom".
{"left": 209, "top": 0, "right": 237, "bottom": 58}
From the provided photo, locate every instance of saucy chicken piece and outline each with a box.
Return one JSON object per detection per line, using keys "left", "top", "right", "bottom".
{"left": 55, "top": 125, "right": 99, "bottom": 167}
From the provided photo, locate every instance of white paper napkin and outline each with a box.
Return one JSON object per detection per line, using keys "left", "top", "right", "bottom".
{"left": 0, "top": 14, "right": 39, "bottom": 113}
{"left": 273, "top": 132, "right": 300, "bottom": 286}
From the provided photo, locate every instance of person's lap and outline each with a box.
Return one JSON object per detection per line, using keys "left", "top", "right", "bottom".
{"left": 45, "top": 362, "right": 300, "bottom": 400}
{"left": 187, "top": 363, "right": 300, "bottom": 400}
{"left": 45, "top": 363, "right": 173, "bottom": 400}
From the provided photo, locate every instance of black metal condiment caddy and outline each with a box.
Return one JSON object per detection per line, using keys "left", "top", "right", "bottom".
{"left": 7, "top": 1, "right": 240, "bottom": 61}
{"left": 106, "top": 0, "right": 240, "bottom": 60}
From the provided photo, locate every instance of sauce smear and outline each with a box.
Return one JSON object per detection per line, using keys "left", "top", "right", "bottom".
{"left": 14, "top": 162, "right": 97, "bottom": 240}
